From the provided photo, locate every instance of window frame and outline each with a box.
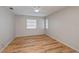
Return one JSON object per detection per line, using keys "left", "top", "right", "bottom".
{"left": 26, "top": 19, "right": 37, "bottom": 29}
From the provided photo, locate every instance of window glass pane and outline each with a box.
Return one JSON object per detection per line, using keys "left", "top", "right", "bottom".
{"left": 26, "top": 19, "right": 37, "bottom": 29}
{"left": 46, "top": 19, "right": 48, "bottom": 29}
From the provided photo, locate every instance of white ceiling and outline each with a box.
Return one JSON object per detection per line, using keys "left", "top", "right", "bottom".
{"left": 8, "top": 6, "right": 66, "bottom": 17}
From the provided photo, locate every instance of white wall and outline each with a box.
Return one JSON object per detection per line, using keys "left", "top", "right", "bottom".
{"left": 0, "top": 7, "right": 15, "bottom": 52}
{"left": 15, "top": 15, "right": 45, "bottom": 37}
{"left": 46, "top": 7, "right": 79, "bottom": 51}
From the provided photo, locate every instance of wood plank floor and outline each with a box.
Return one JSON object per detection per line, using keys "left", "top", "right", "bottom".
{"left": 3, "top": 35, "right": 76, "bottom": 53}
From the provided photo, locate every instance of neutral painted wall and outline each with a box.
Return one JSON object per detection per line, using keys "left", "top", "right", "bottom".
{"left": 0, "top": 7, "right": 15, "bottom": 52}
{"left": 46, "top": 7, "right": 79, "bottom": 51}
{"left": 15, "top": 15, "right": 45, "bottom": 37}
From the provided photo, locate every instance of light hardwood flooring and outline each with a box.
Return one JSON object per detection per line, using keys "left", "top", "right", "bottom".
{"left": 3, "top": 35, "right": 76, "bottom": 53}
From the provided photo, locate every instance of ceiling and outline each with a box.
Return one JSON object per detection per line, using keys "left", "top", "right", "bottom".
{"left": 8, "top": 6, "right": 66, "bottom": 17}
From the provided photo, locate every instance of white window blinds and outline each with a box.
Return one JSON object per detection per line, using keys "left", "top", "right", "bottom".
{"left": 26, "top": 19, "right": 37, "bottom": 29}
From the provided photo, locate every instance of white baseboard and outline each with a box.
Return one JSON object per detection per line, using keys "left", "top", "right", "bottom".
{"left": 46, "top": 34, "right": 79, "bottom": 52}
{"left": 0, "top": 38, "right": 15, "bottom": 52}
{"left": 16, "top": 34, "right": 45, "bottom": 38}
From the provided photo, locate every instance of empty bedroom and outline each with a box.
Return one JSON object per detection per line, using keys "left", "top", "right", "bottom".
{"left": 0, "top": 6, "right": 79, "bottom": 53}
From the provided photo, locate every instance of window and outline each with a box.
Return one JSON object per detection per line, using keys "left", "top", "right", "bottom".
{"left": 26, "top": 19, "right": 37, "bottom": 29}
{"left": 46, "top": 19, "right": 48, "bottom": 29}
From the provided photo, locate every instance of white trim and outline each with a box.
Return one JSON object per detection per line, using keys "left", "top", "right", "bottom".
{"left": 16, "top": 34, "right": 45, "bottom": 38}
{"left": 46, "top": 34, "right": 79, "bottom": 52}
{"left": 0, "top": 38, "right": 15, "bottom": 52}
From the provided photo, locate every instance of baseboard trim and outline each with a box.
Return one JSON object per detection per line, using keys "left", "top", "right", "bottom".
{"left": 46, "top": 34, "right": 79, "bottom": 52}
{"left": 15, "top": 34, "right": 45, "bottom": 38}
{"left": 0, "top": 38, "right": 15, "bottom": 53}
